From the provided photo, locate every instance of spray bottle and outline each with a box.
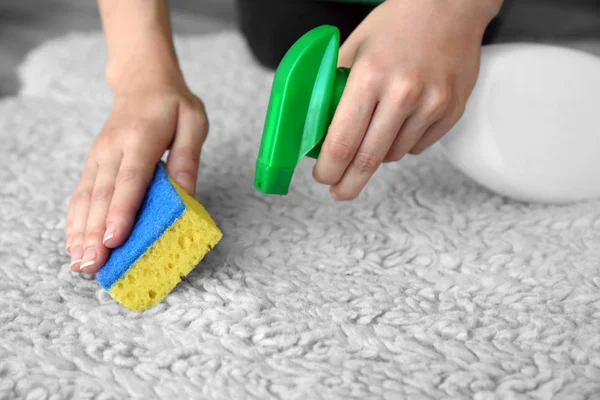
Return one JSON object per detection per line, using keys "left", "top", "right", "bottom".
{"left": 254, "top": 25, "right": 600, "bottom": 203}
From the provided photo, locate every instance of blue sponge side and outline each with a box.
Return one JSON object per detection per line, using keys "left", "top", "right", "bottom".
{"left": 97, "top": 162, "right": 185, "bottom": 290}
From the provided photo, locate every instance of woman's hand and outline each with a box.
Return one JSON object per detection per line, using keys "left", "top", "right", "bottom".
{"left": 66, "top": 82, "right": 209, "bottom": 274}
{"left": 313, "top": 0, "right": 503, "bottom": 200}
{"left": 65, "top": 0, "right": 209, "bottom": 274}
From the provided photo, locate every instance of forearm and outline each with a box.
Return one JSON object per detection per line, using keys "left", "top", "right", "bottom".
{"left": 98, "top": 0, "right": 183, "bottom": 91}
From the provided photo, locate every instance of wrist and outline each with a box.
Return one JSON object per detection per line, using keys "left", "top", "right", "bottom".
{"left": 99, "top": 0, "right": 185, "bottom": 94}
{"left": 463, "top": 0, "right": 504, "bottom": 32}
{"left": 105, "top": 35, "right": 185, "bottom": 94}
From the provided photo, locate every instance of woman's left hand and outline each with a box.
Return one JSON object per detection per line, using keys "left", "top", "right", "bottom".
{"left": 313, "top": 0, "right": 503, "bottom": 200}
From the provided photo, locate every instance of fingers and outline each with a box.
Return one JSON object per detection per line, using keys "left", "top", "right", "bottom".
{"left": 312, "top": 59, "right": 379, "bottom": 186}
{"left": 72, "top": 120, "right": 168, "bottom": 273}
{"left": 101, "top": 154, "right": 157, "bottom": 253}
{"left": 101, "top": 118, "right": 170, "bottom": 251}
{"left": 313, "top": 61, "right": 458, "bottom": 201}
{"left": 166, "top": 99, "right": 209, "bottom": 195}
{"left": 409, "top": 99, "right": 465, "bottom": 155}
{"left": 79, "top": 156, "right": 121, "bottom": 273}
{"left": 384, "top": 83, "right": 453, "bottom": 162}
{"left": 67, "top": 161, "right": 97, "bottom": 271}
{"left": 329, "top": 79, "right": 419, "bottom": 200}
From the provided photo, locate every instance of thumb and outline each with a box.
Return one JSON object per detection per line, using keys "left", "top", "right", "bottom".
{"left": 338, "top": 40, "right": 359, "bottom": 69}
{"left": 338, "top": 27, "right": 365, "bottom": 68}
{"left": 167, "top": 99, "right": 209, "bottom": 195}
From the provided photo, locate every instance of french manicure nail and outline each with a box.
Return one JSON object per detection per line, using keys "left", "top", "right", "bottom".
{"left": 103, "top": 224, "right": 115, "bottom": 244}
{"left": 80, "top": 247, "right": 97, "bottom": 271}
{"left": 70, "top": 246, "right": 83, "bottom": 268}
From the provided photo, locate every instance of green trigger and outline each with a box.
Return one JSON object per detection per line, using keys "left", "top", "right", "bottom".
{"left": 254, "top": 25, "right": 350, "bottom": 195}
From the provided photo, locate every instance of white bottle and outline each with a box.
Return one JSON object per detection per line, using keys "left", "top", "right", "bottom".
{"left": 438, "top": 43, "right": 600, "bottom": 204}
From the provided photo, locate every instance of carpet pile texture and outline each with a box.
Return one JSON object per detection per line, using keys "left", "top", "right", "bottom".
{"left": 1, "top": 30, "right": 600, "bottom": 399}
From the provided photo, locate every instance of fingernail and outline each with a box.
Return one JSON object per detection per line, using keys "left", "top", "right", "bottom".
{"left": 80, "top": 247, "right": 97, "bottom": 271}
{"left": 70, "top": 246, "right": 83, "bottom": 269}
{"left": 331, "top": 190, "right": 341, "bottom": 201}
{"left": 103, "top": 224, "right": 115, "bottom": 244}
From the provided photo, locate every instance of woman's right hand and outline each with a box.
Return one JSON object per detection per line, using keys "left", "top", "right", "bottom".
{"left": 66, "top": 0, "right": 209, "bottom": 274}
{"left": 66, "top": 77, "right": 209, "bottom": 274}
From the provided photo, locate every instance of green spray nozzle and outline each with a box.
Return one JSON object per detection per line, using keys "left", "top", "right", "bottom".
{"left": 254, "top": 25, "right": 349, "bottom": 195}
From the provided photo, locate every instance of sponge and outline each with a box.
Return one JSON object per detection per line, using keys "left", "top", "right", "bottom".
{"left": 96, "top": 162, "right": 222, "bottom": 311}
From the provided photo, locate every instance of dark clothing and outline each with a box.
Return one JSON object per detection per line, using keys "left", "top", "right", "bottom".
{"left": 235, "top": 0, "right": 504, "bottom": 69}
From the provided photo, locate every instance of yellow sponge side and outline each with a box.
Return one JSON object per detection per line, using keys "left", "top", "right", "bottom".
{"left": 108, "top": 180, "right": 223, "bottom": 311}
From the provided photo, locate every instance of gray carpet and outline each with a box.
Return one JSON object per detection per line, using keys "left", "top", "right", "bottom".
{"left": 2, "top": 27, "right": 600, "bottom": 399}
